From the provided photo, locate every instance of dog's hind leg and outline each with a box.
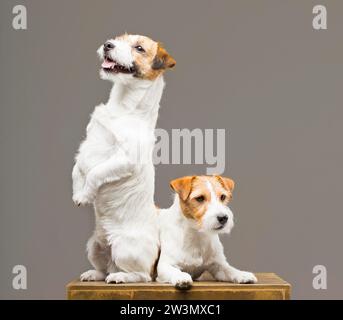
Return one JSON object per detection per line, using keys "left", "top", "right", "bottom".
{"left": 80, "top": 235, "right": 110, "bottom": 281}
{"left": 105, "top": 235, "right": 157, "bottom": 283}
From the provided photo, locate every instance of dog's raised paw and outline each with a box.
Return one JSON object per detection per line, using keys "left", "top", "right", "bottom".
{"left": 230, "top": 271, "right": 257, "bottom": 284}
{"left": 73, "top": 191, "right": 94, "bottom": 206}
{"left": 80, "top": 270, "right": 105, "bottom": 281}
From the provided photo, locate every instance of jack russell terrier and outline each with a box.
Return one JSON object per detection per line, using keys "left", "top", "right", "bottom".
{"left": 157, "top": 175, "right": 257, "bottom": 289}
{"left": 72, "top": 34, "right": 175, "bottom": 283}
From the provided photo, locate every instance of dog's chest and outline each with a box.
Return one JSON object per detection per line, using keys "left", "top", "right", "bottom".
{"left": 179, "top": 252, "right": 204, "bottom": 275}
{"left": 90, "top": 108, "right": 154, "bottom": 145}
{"left": 177, "top": 236, "right": 211, "bottom": 276}
{"left": 78, "top": 107, "right": 155, "bottom": 171}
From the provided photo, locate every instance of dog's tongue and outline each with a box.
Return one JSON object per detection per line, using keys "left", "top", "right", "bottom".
{"left": 102, "top": 59, "right": 116, "bottom": 68}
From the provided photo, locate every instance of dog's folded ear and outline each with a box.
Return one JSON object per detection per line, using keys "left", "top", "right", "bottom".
{"left": 216, "top": 176, "right": 235, "bottom": 192}
{"left": 152, "top": 43, "right": 176, "bottom": 70}
{"left": 170, "top": 176, "right": 194, "bottom": 201}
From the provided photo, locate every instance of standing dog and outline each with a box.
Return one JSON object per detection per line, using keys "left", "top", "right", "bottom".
{"left": 72, "top": 34, "right": 175, "bottom": 283}
{"left": 157, "top": 175, "right": 257, "bottom": 288}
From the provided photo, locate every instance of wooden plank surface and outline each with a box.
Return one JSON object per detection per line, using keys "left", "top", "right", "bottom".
{"left": 67, "top": 273, "right": 291, "bottom": 300}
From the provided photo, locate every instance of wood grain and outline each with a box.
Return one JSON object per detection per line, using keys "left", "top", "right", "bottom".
{"left": 66, "top": 273, "right": 291, "bottom": 300}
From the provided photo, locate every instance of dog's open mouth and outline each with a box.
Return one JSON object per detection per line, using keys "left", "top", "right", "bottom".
{"left": 214, "top": 225, "right": 225, "bottom": 231}
{"left": 101, "top": 57, "right": 135, "bottom": 74}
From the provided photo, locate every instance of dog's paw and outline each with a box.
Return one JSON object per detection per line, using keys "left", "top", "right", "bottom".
{"left": 172, "top": 272, "right": 193, "bottom": 290}
{"left": 106, "top": 272, "right": 129, "bottom": 284}
{"left": 103, "top": 171, "right": 132, "bottom": 185}
{"left": 229, "top": 270, "right": 257, "bottom": 284}
{"left": 72, "top": 191, "right": 95, "bottom": 206}
{"left": 80, "top": 270, "right": 106, "bottom": 281}
{"left": 111, "top": 169, "right": 134, "bottom": 182}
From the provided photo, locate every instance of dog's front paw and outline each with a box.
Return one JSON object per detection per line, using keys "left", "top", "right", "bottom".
{"left": 72, "top": 191, "right": 95, "bottom": 206}
{"left": 229, "top": 270, "right": 257, "bottom": 284}
{"left": 80, "top": 270, "right": 106, "bottom": 281}
{"left": 103, "top": 171, "right": 132, "bottom": 184}
{"left": 172, "top": 272, "right": 193, "bottom": 290}
{"left": 106, "top": 272, "right": 127, "bottom": 284}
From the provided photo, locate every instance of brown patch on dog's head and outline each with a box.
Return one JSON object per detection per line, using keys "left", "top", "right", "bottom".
{"left": 170, "top": 176, "right": 194, "bottom": 201}
{"left": 170, "top": 176, "right": 209, "bottom": 225}
{"left": 152, "top": 43, "right": 176, "bottom": 69}
{"left": 213, "top": 175, "right": 234, "bottom": 202}
{"left": 134, "top": 41, "right": 175, "bottom": 80}
{"left": 170, "top": 175, "right": 235, "bottom": 226}
{"left": 215, "top": 176, "right": 235, "bottom": 192}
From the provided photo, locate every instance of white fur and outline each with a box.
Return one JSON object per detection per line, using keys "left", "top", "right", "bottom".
{"left": 73, "top": 39, "right": 164, "bottom": 283}
{"left": 157, "top": 184, "right": 257, "bottom": 289}
{"left": 200, "top": 181, "right": 235, "bottom": 233}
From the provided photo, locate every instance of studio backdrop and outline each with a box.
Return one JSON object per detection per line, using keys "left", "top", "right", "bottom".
{"left": 1, "top": 0, "right": 342, "bottom": 299}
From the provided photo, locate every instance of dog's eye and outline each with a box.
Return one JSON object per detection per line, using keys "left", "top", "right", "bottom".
{"left": 195, "top": 196, "right": 205, "bottom": 203}
{"left": 220, "top": 194, "right": 226, "bottom": 201}
{"left": 135, "top": 45, "right": 145, "bottom": 53}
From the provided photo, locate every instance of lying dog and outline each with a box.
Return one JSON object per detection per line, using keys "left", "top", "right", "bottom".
{"left": 157, "top": 175, "right": 257, "bottom": 289}
{"left": 72, "top": 34, "right": 175, "bottom": 283}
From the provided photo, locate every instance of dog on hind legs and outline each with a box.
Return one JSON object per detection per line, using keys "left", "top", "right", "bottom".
{"left": 72, "top": 34, "right": 175, "bottom": 283}
{"left": 156, "top": 175, "right": 257, "bottom": 289}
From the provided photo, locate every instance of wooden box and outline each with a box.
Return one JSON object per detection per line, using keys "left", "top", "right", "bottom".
{"left": 66, "top": 273, "right": 291, "bottom": 300}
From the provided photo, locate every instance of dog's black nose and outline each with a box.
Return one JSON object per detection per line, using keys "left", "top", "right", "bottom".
{"left": 104, "top": 42, "right": 115, "bottom": 52}
{"left": 217, "top": 215, "right": 228, "bottom": 225}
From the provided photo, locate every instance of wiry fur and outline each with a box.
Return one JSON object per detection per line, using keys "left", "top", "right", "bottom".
{"left": 156, "top": 176, "right": 257, "bottom": 289}
{"left": 72, "top": 34, "right": 174, "bottom": 283}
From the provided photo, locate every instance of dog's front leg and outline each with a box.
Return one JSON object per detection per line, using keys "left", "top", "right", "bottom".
{"left": 74, "top": 149, "right": 134, "bottom": 206}
{"left": 208, "top": 260, "right": 257, "bottom": 284}
{"left": 72, "top": 163, "right": 87, "bottom": 205}
{"left": 156, "top": 262, "right": 193, "bottom": 289}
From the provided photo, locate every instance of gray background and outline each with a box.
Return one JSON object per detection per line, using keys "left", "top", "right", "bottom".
{"left": 1, "top": 0, "right": 342, "bottom": 299}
